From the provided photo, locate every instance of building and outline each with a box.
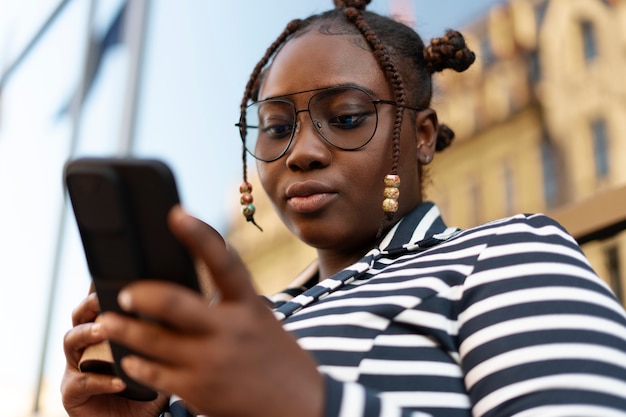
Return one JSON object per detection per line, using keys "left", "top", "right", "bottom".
{"left": 229, "top": 0, "right": 626, "bottom": 303}
{"left": 429, "top": 0, "right": 626, "bottom": 302}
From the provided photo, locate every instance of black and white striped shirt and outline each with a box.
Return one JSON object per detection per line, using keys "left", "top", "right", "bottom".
{"left": 166, "top": 202, "right": 626, "bottom": 417}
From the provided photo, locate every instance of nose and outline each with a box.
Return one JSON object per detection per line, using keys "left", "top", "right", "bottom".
{"left": 284, "top": 110, "right": 332, "bottom": 171}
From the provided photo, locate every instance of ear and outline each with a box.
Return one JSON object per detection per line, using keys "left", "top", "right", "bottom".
{"left": 414, "top": 109, "right": 438, "bottom": 165}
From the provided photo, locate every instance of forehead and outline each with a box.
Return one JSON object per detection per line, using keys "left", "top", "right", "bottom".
{"left": 259, "top": 30, "right": 390, "bottom": 101}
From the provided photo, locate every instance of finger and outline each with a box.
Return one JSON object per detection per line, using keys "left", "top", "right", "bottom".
{"left": 168, "top": 206, "right": 257, "bottom": 302}
{"left": 61, "top": 370, "right": 126, "bottom": 407}
{"left": 115, "top": 280, "right": 211, "bottom": 334}
{"left": 71, "top": 292, "right": 100, "bottom": 327}
{"left": 64, "top": 321, "right": 108, "bottom": 367}
{"left": 99, "top": 308, "right": 207, "bottom": 368}
{"left": 118, "top": 354, "right": 181, "bottom": 398}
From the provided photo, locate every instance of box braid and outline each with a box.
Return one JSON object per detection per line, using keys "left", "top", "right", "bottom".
{"left": 237, "top": 19, "right": 304, "bottom": 230}
{"left": 237, "top": 0, "right": 475, "bottom": 231}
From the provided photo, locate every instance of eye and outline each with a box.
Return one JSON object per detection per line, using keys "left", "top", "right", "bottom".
{"left": 328, "top": 112, "right": 371, "bottom": 130}
{"left": 315, "top": 89, "right": 377, "bottom": 131}
{"left": 261, "top": 119, "right": 294, "bottom": 139}
{"left": 255, "top": 101, "right": 295, "bottom": 139}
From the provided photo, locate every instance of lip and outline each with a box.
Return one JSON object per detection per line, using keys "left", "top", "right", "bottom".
{"left": 285, "top": 180, "right": 337, "bottom": 213}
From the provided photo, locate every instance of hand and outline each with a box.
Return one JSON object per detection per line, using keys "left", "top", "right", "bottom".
{"left": 98, "top": 206, "right": 324, "bottom": 417}
{"left": 61, "top": 291, "right": 167, "bottom": 417}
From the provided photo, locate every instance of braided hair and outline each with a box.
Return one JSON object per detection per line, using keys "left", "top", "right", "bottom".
{"left": 238, "top": 0, "right": 475, "bottom": 229}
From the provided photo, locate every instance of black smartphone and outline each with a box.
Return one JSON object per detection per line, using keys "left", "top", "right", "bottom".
{"left": 64, "top": 157, "right": 200, "bottom": 401}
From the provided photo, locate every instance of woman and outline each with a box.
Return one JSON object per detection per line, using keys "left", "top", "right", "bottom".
{"left": 61, "top": 1, "right": 626, "bottom": 416}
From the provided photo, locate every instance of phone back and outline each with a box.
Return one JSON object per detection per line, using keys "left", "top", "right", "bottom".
{"left": 64, "top": 157, "right": 200, "bottom": 401}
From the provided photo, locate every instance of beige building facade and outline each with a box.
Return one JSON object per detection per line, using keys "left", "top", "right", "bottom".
{"left": 229, "top": 0, "right": 626, "bottom": 301}
{"left": 429, "top": 0, "right": 626, "bottom": 301}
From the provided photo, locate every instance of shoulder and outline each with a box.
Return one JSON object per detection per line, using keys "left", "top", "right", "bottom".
{"left": 449, "top": 213, "right": 617, "bottom": 301}
{"left": 447, "top": 212, "right": 581, "bottom": 254}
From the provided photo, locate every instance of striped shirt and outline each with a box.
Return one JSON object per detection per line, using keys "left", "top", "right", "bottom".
{"left": 165, "top": 202, "right": 626, "bottom": 417}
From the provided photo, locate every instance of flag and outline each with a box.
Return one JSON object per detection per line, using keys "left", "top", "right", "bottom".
{"left": 56, "top": 2, "right": 127, "bottom": 119}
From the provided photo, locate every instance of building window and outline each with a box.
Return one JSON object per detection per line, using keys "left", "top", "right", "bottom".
{"left": 591, "top": 118, "right": 609, "bottom": 179}
{"left": 480, "top": 35, "right": 496, "bottom": 68}
{"left": 503, "top": 162, "right": 515, "bottom": 216}
{"left": 606, "top": 245, "right": 623, "bottom": 303}
{"left": 528, "top": 50, "right": 541, "bottom": 85}
{"left": 581, "top": 20, "right": 598, "bottom": 64}
{"left": 541, "top": 138, "right": 559, "bottom": 208}
{"left": 469, "top": 179, "right": 483, "bottom": 226}
{"left": 534, "top": 0, "right": 549, "bottom": 36}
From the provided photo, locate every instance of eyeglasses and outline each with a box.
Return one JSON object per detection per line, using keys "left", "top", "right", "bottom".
{"left": 237, "top": 85, "right": 424, "bottom": 162}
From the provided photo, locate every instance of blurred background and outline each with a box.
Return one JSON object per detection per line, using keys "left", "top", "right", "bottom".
{"left": 0, "top": 0, "right": 624, "bottom": 416}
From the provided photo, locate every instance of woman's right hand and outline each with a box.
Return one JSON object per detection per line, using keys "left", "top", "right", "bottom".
{"left": 61, "top": 291, "right": 167, "bottom": 417}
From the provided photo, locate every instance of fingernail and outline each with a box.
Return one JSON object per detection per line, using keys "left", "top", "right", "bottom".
{"left": 122, "top": 355, "right": 139, "bottom": 374}
{"left": 170, "top": 205, "right": 188, "bottom": 225}
{"left": 118, "top": 290, "right": 132, "bottom": 310}
{"left": 112, "top": 377, "right": 126, "bottom": 390}
{"left": 91, "top": 322, "right": 102, "bottom": 336}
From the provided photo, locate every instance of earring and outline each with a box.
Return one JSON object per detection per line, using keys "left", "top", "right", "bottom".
{"left": 240, "top": 181, "right": 263, "bottom": 231}
{"left": 382, "top": 174, "right": 400, "bottom": 214}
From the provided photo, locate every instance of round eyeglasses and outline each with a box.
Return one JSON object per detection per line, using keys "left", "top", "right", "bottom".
{"left": 237, "top": 85, "right": 424, "bottom": 162}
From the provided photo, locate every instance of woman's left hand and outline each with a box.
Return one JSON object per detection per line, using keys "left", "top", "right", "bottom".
{"left": 98, "top": 206, "right": 323, "bottom": 417}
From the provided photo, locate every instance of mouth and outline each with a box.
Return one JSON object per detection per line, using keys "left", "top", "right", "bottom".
{"left": 285, "top": 181, "right": 337, "bottom": 213}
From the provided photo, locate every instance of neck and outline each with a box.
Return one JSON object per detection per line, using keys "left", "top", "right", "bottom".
{"left": 316, "top": 249, "right": 361, "bottom": 281}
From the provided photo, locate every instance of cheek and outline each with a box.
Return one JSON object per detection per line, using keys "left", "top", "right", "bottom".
{"left": 256, "top": 161, "right": 278, "bottom": 200}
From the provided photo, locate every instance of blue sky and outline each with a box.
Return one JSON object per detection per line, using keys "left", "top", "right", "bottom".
{"left": 0, "top": 1, "right": 504, "bottom": 415}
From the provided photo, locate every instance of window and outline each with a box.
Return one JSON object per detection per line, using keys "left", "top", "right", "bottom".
{"left": 606, "top": 245, "right": 623, "bottom": 303}
{"left": 469, "top": 179, "right": 483, "bottom": 226}
{"left": 591, "top": 118, "right": 609, "bottom": 179}
{"left": 480, "top": 35, "right": 496, "bottom": 68}
{"left": 540, "top": 137, "right": 560, "bottom": 208}
{"left": 503, "top": 162, "right": 515, "bottom": 216}
{"left": 528, "top": 49, "right": 541, "bottom": 85}
{"left": 581, "top": 20, "right": 598, "bottom": 64}
{"left": 534, "top": 0, "right": 548, "bottom": 31}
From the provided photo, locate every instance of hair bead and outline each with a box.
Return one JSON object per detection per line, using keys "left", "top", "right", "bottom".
{"left": 239, "top": 181, "right": 263, "bottom": 231}
{"left": 382, "top": 174, "right": 400, "bottom": 214}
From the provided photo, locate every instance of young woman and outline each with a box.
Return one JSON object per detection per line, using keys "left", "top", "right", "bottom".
{"left": 61, "top": 1, "right": 626, "bottom": 416}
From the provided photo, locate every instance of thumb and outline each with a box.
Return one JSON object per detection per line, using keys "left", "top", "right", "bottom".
{"left": 168, "top": 205, "right": 257, "bottom": 302}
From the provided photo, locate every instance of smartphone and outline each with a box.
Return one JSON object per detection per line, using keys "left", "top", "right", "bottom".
{"left": 64, "top": 157, "right": 200, "bottom": 401}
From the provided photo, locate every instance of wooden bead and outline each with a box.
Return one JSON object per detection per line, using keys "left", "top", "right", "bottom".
{"left": 240, "top": 193, "right": 253, "bottom": 205}
{"left": 241, "top": 203, "right": 256, "bottom": 217}
{"left": 384, "top": 174, "right": 400, "bottom": 188}
{"left": 382, "top": 198, "right": 398, "bottom": 213}
{"left": 383, "top": 187, "right": 400, "bottom": 199}
{"left": 239, "top": 181, "right": 252, "bottom": 194}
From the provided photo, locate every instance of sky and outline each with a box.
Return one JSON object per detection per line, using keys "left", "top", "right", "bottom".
{"left": 0, "top": 1, "right": 505, "bottom": 416}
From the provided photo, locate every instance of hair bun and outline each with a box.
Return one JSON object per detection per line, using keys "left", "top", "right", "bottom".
{"left": 333, "top": 0, "right": 370, "bottom": 11}
{"left": 435, "top": 124, "right": 455, "bottom": 152}
{"left": 424, "top": 30, "right": 476, "bottom": 74}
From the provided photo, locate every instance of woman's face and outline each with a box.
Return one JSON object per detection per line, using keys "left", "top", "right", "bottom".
{"left": 256, "top": 28, "right": 432, "bottom": 257}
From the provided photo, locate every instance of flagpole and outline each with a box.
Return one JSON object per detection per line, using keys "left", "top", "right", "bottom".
{"left": 32, "top": 0, "right": 152, "bottom": 412}
{"left": 118, "top": 0, "right": 150, "bottom": 154}
{"left": 31, "top": 1, "right": 97, "bottom": 413}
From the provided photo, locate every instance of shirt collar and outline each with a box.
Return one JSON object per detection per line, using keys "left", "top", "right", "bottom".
{"left": 378, "top": 202, "right": 460, "bottom": 255}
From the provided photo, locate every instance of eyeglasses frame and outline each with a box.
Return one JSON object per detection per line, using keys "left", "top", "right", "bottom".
{"left": 236, "top": 85, "right": 425, "bottom": 162}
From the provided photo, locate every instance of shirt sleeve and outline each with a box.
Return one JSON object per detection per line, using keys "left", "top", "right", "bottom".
{"left": 320, "top": 214, "right": 626, "bottom": 417}
{"left": 457, "top": 213, "right": 626, "bottom": 416}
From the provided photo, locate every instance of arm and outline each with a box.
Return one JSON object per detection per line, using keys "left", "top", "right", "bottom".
{"left": 458, "top": 214, "right": 626, "bottom": 416}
